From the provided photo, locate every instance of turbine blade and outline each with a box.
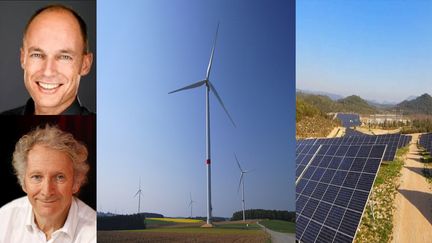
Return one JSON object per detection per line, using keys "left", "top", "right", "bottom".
{"left": 206, "top": 22, "right": 219, "bottom": 80}
{"left": 234, "top": 153, "right": 243, "bottom": 171}
{"left": 237, "top": 174, "right": 244, "bottom": 193}
{"left": 208, "top": 81, "right": 236, "bottom": 127}
{"left": 168, "top": 80, "right": 206, "bottom": 94}
{"left": 134, "top": 190, "right": 140, "bottom": 197}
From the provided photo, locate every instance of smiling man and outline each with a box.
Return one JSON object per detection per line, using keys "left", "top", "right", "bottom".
{"left": 1, "top": 4, "right": 93, "bottom": 115}
{"left": 0, "top": 125, "right": 95, "bottom": 242}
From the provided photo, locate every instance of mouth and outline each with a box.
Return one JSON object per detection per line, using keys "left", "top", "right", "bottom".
{"left": 36, "top": 82, "right": 62, "bottom": 93}
{"left": 38, "top": 199, "right": 58, "bottom": 204}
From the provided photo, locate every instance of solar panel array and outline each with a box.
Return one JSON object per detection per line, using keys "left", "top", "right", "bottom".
{"left": 345, "top": 128, "right": 367, "bottom": 137}
{"left": 298, "top": 133, "right": 409, "bottom": 163}
{"left": 337, "top": 113, "right": 361, "bottom": 127}
{"left": 419, "top": 133, "right": 432, "bottom": 154}
{"left": 296, "top": 144, "right": 386, "bottom": 243}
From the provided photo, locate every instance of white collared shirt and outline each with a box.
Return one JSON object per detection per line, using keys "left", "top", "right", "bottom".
{"left": 0, "top": 196, "right": 96, "bottom": 243}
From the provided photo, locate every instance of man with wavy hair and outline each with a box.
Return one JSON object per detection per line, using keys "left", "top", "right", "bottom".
{"left": 0, "top": 125, "right": 95, "bottom": 242}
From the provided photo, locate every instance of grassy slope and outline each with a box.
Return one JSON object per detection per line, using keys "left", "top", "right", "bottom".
{"left": 259, "top": 219, "right": 296, "bottom": 233}
{"left": 354, "top": 146, "right": 408, "bottom": 243}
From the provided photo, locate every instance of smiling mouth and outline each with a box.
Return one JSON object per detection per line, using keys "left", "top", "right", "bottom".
{"left": 39, "top": 199, "right": 58, "bottom": 203}
{"left": 37, "top": 82, "right": 62, "bottom": 91}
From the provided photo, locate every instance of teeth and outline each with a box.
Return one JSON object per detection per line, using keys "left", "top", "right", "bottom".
{"left": 39, "top": 82, "right": 60, "bottom": 90}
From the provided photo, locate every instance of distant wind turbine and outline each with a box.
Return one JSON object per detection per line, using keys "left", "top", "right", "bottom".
{"left": 134, "top": 177, "right": 143, "bottom": 214}
{"left": 169, "top": 23, "right": 235, "bottom": 226}
{"left": 188, "top": 192, "right": 196, "bottom": 218}
{"left": 235, "top": 153, "right": 250, "bottom": 222}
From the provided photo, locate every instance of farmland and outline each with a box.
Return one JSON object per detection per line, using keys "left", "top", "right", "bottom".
{"left": 98, "top": 219, "right": 270, "bottom": 243}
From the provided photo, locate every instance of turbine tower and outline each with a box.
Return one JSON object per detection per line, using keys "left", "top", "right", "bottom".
{"left": 169, "top": 23, "right": 235, "bottom": 226}
{"left": 188, "top": 192, "right": 195, "bottom": 218}
{"left": 235, "top": 153, "right": 249, "bottom": 221}
{"left": 134, "top": 177, "right": 143, "bottom": 214}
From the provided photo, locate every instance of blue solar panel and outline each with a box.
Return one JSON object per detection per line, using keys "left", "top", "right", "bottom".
{"left": 345, "top": 128, "right": 368, "bottom": 137}
{"left": 337, "top": 113, "right": 361, "bottom": 127}
{"left": 296, "top": 144, "right": 386, "bottom": 243}
{"left": 311, "top": 134, "right": 406, "bottom": 161}
{"left": 419, "top": 133, "right": 432, "bottom": 154}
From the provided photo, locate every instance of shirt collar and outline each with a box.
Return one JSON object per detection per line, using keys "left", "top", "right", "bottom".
{"left": 24, "top": 197, "right": 78, "bottom": 240}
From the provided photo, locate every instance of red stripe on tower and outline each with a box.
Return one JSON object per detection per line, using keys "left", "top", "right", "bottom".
{"left": 206, "top": 159, "right": 211, "bottom": 165}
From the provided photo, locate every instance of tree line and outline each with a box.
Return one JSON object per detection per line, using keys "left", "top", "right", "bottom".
{"left": 97, "top": 214, "right": 146, "bottom": 230}
{"left": 231, "top": 209, "right": 295, "bottom": 222}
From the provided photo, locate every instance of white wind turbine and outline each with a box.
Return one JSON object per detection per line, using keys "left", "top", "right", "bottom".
{"left": 188, "top": 192, "right": 196, "bottom": 218}
{"left": 235, "top": 153, "right": 250, "bottom": 221}
{"left": 134, "top": 177, "right": 143, "bottom": 214}
{"left": 169, "top": 23, "right": 235, "bottom": 226}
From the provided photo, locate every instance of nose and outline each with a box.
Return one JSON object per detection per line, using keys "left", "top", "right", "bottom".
{"left": 41, "top": 178, "right": 55, "bottom": 196}
{"left": 42, "top": 57, "right": 57, "bottom": 77}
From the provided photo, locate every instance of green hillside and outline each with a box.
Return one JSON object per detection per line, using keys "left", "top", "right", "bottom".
{"left": 396, "top": 93, "right": 432, "bottom": 115}
{"left": 296, "top": 96, "right": 339, "bottom": 139}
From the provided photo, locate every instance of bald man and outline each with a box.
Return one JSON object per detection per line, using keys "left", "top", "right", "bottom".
{"left": 1, "top": 5, "right": 94, "bottom": 115}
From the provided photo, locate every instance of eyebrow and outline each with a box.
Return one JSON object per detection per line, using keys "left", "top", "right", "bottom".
{"left": 27, "top": 47, "right": 77, "bottom": 56}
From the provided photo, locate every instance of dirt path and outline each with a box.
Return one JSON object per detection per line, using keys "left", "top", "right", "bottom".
{"left": 392, "top": 134, "right": 432, "bottom": 243}
{"left": 257, "top": 222, "right": 295, "bottom": 243}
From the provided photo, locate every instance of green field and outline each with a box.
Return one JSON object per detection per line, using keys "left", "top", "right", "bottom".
{"left": 145, "top": 218, "right": 176, "bottom": 227}
{"left": 127, "top": 226, "right": 264, "bottom": 235}
{"left": 216, "top": 223, "right": 260, "bottom": 230}
{"left": 259, "top": 219, "right": 296, "bottom": 233}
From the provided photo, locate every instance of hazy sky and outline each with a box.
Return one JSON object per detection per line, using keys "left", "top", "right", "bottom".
{"left": 297, "top": 0, "right": 432, "bottom": 103}
{"left": 97, "top": 0, "right": 295, "bottom": 218}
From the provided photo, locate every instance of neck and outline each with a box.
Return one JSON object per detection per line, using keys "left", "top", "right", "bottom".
{"left": 33, "top": 204, "right": 71, "bottom": 240}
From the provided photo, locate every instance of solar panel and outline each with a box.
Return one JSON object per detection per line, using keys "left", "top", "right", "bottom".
{"left": 419, "top": 133, "right": 432, "bottom": 154}
{"left": 296, "top": 144, "right": 386, "bottom": 243}
{"left": 345, "top": 128, "right": 368, "bottom": 137}
{"left": 337, "top": 113, "right": 361, "bottom": 127}
{"left": 296, "top": 140, "right": 321, "bottom": 180}
{"left": 312, "top": 134, "right": 403, "bottom": 161}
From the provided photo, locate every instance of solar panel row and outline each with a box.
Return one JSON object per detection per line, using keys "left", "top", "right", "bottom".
{"left": 336, "top": 113, "right": 361, "bottom": 128}
{"left": 419, "top": 133, "right": 432, "bottom": 154}
{"left": 296, "top": 144, "right": 387, "bottom": 243}
{"left": 344, "top": 128, "right": 367, "bottom": 137}
{"left": 298, "top": 133, "right": 407, "bottom": 163}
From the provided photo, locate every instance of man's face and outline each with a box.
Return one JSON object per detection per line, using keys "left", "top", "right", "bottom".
{"left": 21, "top": 10, "right": 93, "bottom": 115}
{"left": 23, "top": 144, "right": 78, "bottom": 220}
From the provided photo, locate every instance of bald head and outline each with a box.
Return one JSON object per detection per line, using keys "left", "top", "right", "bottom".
{"left": 23, "top": 5, "right": 89, "bottom": 53}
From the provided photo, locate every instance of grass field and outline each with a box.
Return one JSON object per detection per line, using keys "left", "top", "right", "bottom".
{"left": 258, "top": 219, "right": 296, "bottom": 233}
{"left": 98, "top": 222, "right": 269, "bottom": 243}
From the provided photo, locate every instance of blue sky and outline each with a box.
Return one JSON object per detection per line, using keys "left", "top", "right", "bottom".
{"left": 97, "top": 0, "right": 295, "bottom": 217}
{"left": 297, "top": 0, "right": 432, "bottom": 103}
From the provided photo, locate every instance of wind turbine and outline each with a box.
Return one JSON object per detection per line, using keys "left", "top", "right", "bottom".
{"left": 169, "top": 23, "right": 235, "bottom": 226}
{"left": 134, "top": 177, "right": 143, "bottom": 214}
{"left": 235, "top": 153, "right": 250, "bottom": 221}
{"left": 188, "top": 192, "right": 196, "bottom": 218}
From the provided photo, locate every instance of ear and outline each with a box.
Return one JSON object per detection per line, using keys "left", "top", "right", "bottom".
{"left": 20, "top": 47, "right": 25, "bottom": 69}
{"left": 79, "top": 53, "right": 93, "bottom": 76}
{"left": 72, "top": 182, "right": 80, "bottom": 194}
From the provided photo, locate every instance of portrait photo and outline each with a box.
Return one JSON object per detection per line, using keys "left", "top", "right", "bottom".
{"left": 0, "top": 115, "right": 96, "bottom": 242}
{"left": 0, "top": 1, "right": 96, "bottom": 115}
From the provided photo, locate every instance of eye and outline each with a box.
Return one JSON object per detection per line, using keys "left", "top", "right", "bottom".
{"left": 30, "top": 53, "right": 43, "bottom": 58}
{"left": 56, "top": 174, "right": 66, "bottom": 182}
{"left": 30, "top": 175, "right": 42, "bottom": 182}
{"left": 59, "top": 55, "right": 73, "bottom": 61}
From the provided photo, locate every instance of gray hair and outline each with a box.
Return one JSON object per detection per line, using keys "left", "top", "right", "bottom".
{"left": 12, "top": 124, "right": 89, "bottom": 192}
